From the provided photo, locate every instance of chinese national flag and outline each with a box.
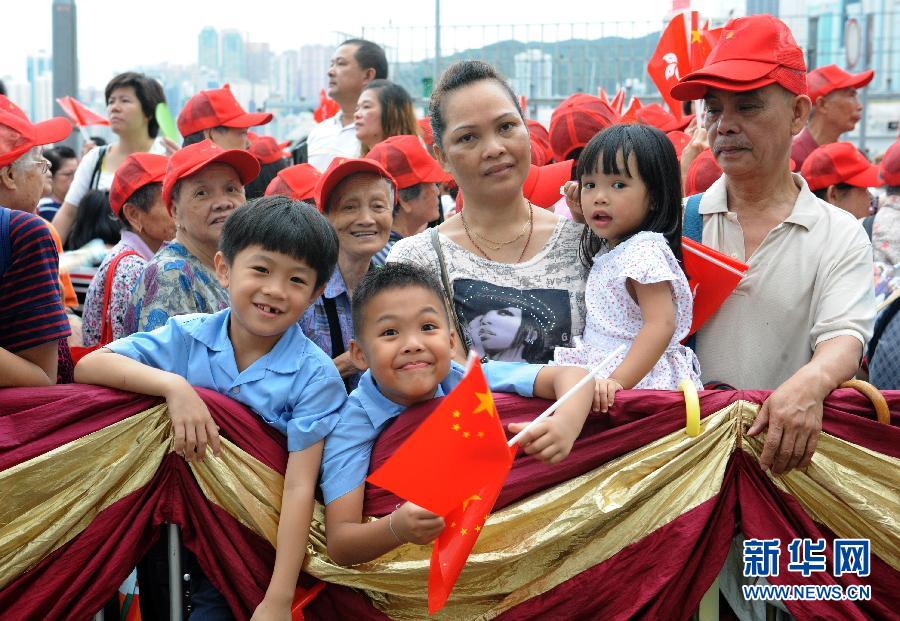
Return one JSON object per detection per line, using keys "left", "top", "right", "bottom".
{"left": 56, "top": 96, "right": 109, "bottom": 127}
{"left": 690, "top": 13, "right": 721, "bottom": 72}
{"left": 619, "top": 96, "right": 643, "bottom": 124}
{"left": 313, "top": 89, "right": 340, "bottom": 123}
{"left": 367, "top": 355, "right": 514, "bottom": 613}
{"left": 647, "top": 13, "right": 691, "bottom": 119}
{"left": 681, "top": 236, "right": 748, "bottom": 337}
{"left": 609, "top": 88, "right": 626, "bottom": 115}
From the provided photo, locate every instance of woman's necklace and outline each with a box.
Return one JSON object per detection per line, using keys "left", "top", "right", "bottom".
{"left": 468, "top": 210, "right": 531, "bottom": 250}
{"left": 461, "top": 202, "right": 534, "bottom": 263}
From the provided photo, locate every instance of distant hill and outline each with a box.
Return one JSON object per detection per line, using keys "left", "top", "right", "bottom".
{"left": 391, "top": 32, "right": 661, "bottom": 99}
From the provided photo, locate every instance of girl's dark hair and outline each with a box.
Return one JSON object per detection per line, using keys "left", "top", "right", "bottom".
{"left": 104, "top": 72, "right": 166, "bottom": 138}
{"left": 244, "top": 159, "right": 290, "bottom": 200}
{"left": 428, "top": 60, "right": 524, "bottom": 149}
{"left": 360, "top": 80, "right": 419, "bottom": 155}
{"left": 66, "top": 191, "right": 122, "bottom": 250}
{"left": 44, "top": 146, "right": 76, "bottom": 175}
{"left": 576, "top": 124, "right": 683, "bottom": 267}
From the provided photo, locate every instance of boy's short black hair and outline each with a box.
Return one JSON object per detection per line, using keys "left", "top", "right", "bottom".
{"left": 219, "top": 196, "right": 338, "bottom": 290}
{"left": 351, "top": 263, "right": 450, "bottom": 338}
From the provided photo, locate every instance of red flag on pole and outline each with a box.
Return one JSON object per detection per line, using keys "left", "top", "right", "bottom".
{"left": 598, "top": 87, "right": 610, "bottom": 105}
{"left": 313, "top": 89, "right": 340, "bottom": 123}
{"left": 647, "top": 13, "right": 691, "bottom": 119}
{"left": 619, "top": 96, "right": 643, "bottom": 123}
{"left": 367, "top": 355, "right": 514, "bottom": 613}
{"left": 56, "top": 96, "right": 109, "bottom": 127}
{"left": 689, "top": 12, "right": 721, "bottom": 71}
{"left": 681, "top": 236, "right": 748, "bottom": 337}
{"left": 609, "top": 89, "right": 626, "bottom": 115}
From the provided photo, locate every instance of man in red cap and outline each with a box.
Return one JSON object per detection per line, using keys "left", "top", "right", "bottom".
{"left": 670, "top": 14, "right": 875, "bottom": 477}
{"left": 0, "top": 95, "right": 74, "bottom": 386}
{"left": 307, "top": 39, "right": 387, "bottom": 171}
{"left": 791, "top": 64, "right": 874, "bottom": 168}
{"left": 872, "top": 139, "right": 900, "bottom": 268}
{"left": 365, "top": 135, "right": 450, "bottom": 264}
{"left": 177, "top": 84, "right": 273, "bottom": 150}
{"left": 801, "top": 142, "right": 882, "bottom": 218}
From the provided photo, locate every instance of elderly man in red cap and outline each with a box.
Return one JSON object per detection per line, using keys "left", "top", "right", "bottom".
{"left": 791, "top": 64, "right": 874, "bottom": 168}
{"left": 0, "top": 95, "right": 74, "bottom": 386}
{"left": 177, "top": 84, "right": 273, "bottom": 150}
{"left": 671, "top": 13, "right": 874, "bottom": 471}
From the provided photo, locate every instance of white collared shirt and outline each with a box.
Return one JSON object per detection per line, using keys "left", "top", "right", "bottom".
{"left": 306, "top": 114, "right": 361, "bottom": 171}
{"left": 694, "top": 173, "right": 875, "bottom": 389}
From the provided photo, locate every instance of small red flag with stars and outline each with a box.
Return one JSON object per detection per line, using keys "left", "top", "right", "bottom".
{"left": 366, "top": 354, "right": 514, "bottom": 613}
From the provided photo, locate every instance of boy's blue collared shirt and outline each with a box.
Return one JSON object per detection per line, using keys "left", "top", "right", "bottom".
{"left": 320, "top": 360, "right": 541, "bottom": 505}
{"left": 108, "top": 308, "right": 347, "bottom": 451}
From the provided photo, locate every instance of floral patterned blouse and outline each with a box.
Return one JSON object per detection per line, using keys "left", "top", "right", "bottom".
{"left": 125, "top": 241, "right": 229, "bottom": 335}
{"left": 82, "top": 232, "right": 155, "bottom": 346}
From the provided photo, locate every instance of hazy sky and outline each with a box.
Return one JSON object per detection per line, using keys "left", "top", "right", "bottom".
{"left": 7, "top": 0, "right": 738, "bottom": 88}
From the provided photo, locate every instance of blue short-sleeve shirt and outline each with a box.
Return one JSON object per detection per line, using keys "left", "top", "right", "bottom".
{"left": 319, "top": 360, "right": 540, "bottom": 504}
{"left": 107, "top": 308, "right": 347, "bottom": 451}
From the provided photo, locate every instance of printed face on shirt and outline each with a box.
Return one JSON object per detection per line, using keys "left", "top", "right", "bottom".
{"left": 580, "top": 151, "right": 650, "bottom": 248}
{"left": 172, "top": 162, "right": 245, "bottom": 254}
{"left": 433, "top": 79, "right": 530, "bottom": 204}
{"left": 703, "top": 85, "right": 805, "bottom": 180}
{"left": 354, "top": 88, "right": 384, "bottom": 149}
{"left": 107, "top": 86, "right": 150, "bottom": 137}
{"left": 215, "top": 244, "right": 323, "bottom": 350}
{"left": 350, "top": 285, "right": 455, "bottom": 407}
{"left": 327, "top": 44, "right": 369, "bottom": 102}
{"left": 325, "top": 173, "right": 393, "bottom": 261}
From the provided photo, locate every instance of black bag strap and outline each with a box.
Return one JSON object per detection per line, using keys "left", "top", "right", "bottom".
{"left": 323, "top": 297, "right": 345, "bottom": 357}
{"left": 430, "top": 227, "right": 471, "bottom": 354}
{"left": 89, "top": 145, "right": 110, "bottom": 191}
{"left": 862, "top": 214, "right": 875, "bottom": 241}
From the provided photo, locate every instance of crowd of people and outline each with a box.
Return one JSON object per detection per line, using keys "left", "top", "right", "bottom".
{"left": 1, "top": 12, "right": 898, "bottom": 620}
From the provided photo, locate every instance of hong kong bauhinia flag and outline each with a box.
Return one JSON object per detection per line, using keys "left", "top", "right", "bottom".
{"left": 367, "top": 354, "right": 514, "bottom": 614}
{"left": 647, "top": 13, "right": 691, "bottom": 118}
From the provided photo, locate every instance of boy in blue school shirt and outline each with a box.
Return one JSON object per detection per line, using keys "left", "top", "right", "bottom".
{"left": 75, "top": 196, "right": 344, "bottom": 620}
{"left": 320, "top": 263, "right": 597, "bottom": 566}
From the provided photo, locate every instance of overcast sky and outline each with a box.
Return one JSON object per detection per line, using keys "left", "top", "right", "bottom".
{"left": 7, "top": 0, "right": 738, "bottom": 89}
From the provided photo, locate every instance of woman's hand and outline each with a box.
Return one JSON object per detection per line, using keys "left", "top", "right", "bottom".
{"left": 392, "top": 502, "right": 445, "bottom": 545}
{"left": 563, "top": 180, "right": 584, "bottom": 224}
{"left": 160, "top": 137, "right": 180, "bottom": 156}
{"left": 332, "top": 351, "right": 362, "bottom": 378}
{"left": 250, "top": 594, "right": 292, "bottom": 621}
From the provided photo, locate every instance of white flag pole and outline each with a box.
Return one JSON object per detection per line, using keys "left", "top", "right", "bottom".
{"left": 507, "top": 344, "right": 627, "bottom": 447}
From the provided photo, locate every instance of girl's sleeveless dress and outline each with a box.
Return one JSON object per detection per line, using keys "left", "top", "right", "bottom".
{"left": 554, "top": 231, "right": 702, "bottom": 390}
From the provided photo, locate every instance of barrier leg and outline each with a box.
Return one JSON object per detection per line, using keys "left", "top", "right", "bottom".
{"left": 697, "top": 576, "right": 719, "bottom": 621}
{"left": 168, "top": 523, "right": 183, "bottom": 621}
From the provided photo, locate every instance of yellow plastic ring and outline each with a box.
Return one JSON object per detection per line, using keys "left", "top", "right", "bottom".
{"left": 679, "top": 379, "right": 701, "bottom": 437}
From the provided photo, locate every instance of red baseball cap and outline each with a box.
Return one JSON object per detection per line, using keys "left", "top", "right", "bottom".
{"left": 0, "top": 95, "right": 72, "bottom": 167}
{"left": 109, "top": 153, "right": 168, "bottom": 217}
{"left": 247, "top": 132, "right": 291, "bottom": 165}
{"left": 807, "top": 65, "right": 874, "bottom": 104}
{"left": 800, "top": 142, "right": 882, "bottom": 191}
{"left": 635, "top": 103, "right": 693, "bottom": 133}
{"left": 881, "top": 139, "right": 900, "bottom": 187}
{"left": 315, "top": 157, "right": 398, "bottom": 213}
{"left": 523, "top": 160, "right": 575, "bottom": 209}
{"left": 671, "top": 15, "right": 807, "bottom": 101}
{"left": 685, "top": 149, "right": 723, "bottom": 196}
{"left": 265, "top": 163, "right": 321, "bottom": 202}
{"left": 527, "top": 120, "right": 553, "bottom": 165}
{"left": 666, "top": 131, "right": 692, "bottom": 159}
{"left": 161, "top": 139, "right": 261, "bottom": 211}
{"left": 549, "top": 99, "right": 618, "bottom": 162}
{"left": 417, "top": 117, "right": 434, "bottom": 147}
{"left": 365, "top": 135, "right": 451, "bottom": 190}
{"left": 177, "top": 85, "right": 273, "bottom": 137}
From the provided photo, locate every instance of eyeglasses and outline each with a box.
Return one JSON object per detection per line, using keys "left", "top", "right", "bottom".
{"left": 31, "top": 159, "right": 50, "bottom": 175}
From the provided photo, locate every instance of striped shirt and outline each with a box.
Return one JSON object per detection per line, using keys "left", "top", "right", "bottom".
{"left": 0, "top": 207, "right": 71, "bottom": 352}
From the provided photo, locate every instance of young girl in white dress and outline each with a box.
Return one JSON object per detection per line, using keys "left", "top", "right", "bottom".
{"left": 554, "top": 124, "right": 702, "bottom": 410}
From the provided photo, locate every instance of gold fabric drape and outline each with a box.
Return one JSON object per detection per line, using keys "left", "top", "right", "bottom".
{"left": 2, "top": 401, "right": 897, "bottom": 620}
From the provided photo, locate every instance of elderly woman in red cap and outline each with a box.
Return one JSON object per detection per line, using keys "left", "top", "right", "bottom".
{"left": 299, "top": 157, "right": 396, "bottom": 389}
{"left": 125, "top": 140, "right": 259, "bottom": 334}
{"left": 81, "top": 153, "right": 175, "bottom": 347}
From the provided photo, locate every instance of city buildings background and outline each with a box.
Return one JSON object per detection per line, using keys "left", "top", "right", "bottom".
{"left": 3, "top": 0, "right": 898, "bottom": 154}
